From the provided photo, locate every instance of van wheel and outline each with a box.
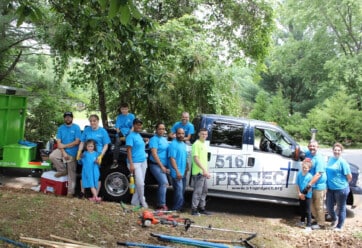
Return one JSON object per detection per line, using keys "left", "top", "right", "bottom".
{"left": 100, "top": 168, "right": 131, "bottom": 202}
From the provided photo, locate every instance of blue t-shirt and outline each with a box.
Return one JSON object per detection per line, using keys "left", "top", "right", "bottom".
{"left": 80, "top": 150, "right": 100, "bottom": 189}
{"left": 115, "top": 113, "right": 135, "bottom": 136}
{"left": 81, "top": 126, "right": 111, "bottom": 153}
{"left": 326, "top": 157, "right": 351, "bottom": 190}
{"left": 56, "top": 123, "right": 81, "bottom": 157}
{"left": 168, "top": 139, "right": 187, "bottom": 178}
{"left": 305, "top": 151, "right": 327, "bottom": 190}
{"left": 297, "top": 171, "right": 313, "bottom": 198}
{"left": 126, "top": 131, "right": 146, "bottom": 163}
{"left": 171, "top": 121, "right": 195, "bottom": 137}
{"left": 149, "top": 135, "right": 169, "bottom": 166}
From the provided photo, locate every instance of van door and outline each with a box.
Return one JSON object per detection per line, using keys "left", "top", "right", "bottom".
{"left": 207, "top": 121, "right": 249, "bottom": 192}
{"left": 245, "top": 125, "right": 300, "bottom": 202}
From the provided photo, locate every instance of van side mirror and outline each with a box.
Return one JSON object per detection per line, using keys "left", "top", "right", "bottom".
{"left": 292, "top": 146, "right": 303, "bottom": 161}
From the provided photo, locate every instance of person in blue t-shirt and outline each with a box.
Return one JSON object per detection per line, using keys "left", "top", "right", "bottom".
{"left": 168, "top": 128, "right": 188, "bottom": 211}
{"left": 326, "top": 142, "right": 352, "bottom": 231}
{"left": 113, "top": 103, "right": 135, "bottom": 168}
{"left": 80, "top": 139, "right": 101, "bottom": 203}
{"left": 169, "top": 112, "right": 194, "bottom": 143}
{"left": 149, "top": 123, "right": 170, "bottom": 210}
{"left": 296, "top": 158, "right": 313, "bottom": 231}
{"left": 126, "top": 118, "right": 149, "bottom": 208}
{"left": 49, "top": 111, "right": 81, "bottom": 197}
{"left": 77, "top": 114, "right": 111, "bottom": 199}
{"left": 305, "top": 140, "right": 327, "bottom": 230}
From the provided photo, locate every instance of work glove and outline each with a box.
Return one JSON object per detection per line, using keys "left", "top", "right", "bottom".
{"left": 302, "top": 185, "right": 311, "bottom": 195}
{"left": 97, "top": 155, "right": 103, "bottom": 165}
{"left": 76, "top": 150, "right": 82, "bottom": 160}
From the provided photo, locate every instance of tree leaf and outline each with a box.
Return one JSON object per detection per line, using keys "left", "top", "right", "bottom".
{"left": 98, "top": 0, "right": 107, "bottom": 10}
{"left": 109, "top": 0, "right": 121, "bottom": 19}
{"left": 119, "top": 4, "right": 130, "bottom": 25}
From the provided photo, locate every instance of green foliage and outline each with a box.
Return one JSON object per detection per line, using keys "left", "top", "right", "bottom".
{"left": 306, "top": 91, "right": 362, "bottom": 145}
{"left": 249, "top": 89, "right": 290, "bottom": 128}
{"left": 249, "top": 91, "right": 269, "bottom": 120}
{"left": 25, "top": 96, "right": 59, "bottom": 143}
{"left": 281, "top": 0, "right": 362, "bottom": 110}
{"left": 264, "top": 89, "right": 290, "bottom": 127}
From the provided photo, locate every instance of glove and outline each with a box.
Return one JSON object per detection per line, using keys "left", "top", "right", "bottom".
{"left": 302, "top": 185, "right": 311, "bottom": 195}
{"left": 97, "top": 155, "right": 103, "bottom": 165}
{"left": 76, "top": 150, "right": 82, "bottom": 160}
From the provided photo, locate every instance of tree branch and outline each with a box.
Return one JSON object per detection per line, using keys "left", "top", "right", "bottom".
{"left": 0, "top": 51, "right": 22, "bottom": 81}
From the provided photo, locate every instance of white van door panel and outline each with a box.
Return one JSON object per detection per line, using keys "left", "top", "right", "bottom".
{"left": 208, "top": 146, "right": 248, "bottom": 191}
{"left": 246, "top": 152, "right": 300, "bottom": 199}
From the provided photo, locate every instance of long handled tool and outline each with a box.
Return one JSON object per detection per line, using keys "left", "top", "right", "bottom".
{"left": 183, "top": 219, "right": 257, "bottom": 237}
{"left": 151, "top": 233, "right": 245, "bottom": 248}
{"left": 159, "top": 218, "right": 257, "bottom": 247}
{"left": 160, "top": 218, "right": 256, "bottom": 237}
{"left": 117, "top": 241, "right": 172, "bottom": 248}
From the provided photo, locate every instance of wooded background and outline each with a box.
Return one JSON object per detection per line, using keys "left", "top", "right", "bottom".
{"left": 1, "top": 0, "right": 361, "bottom": 146}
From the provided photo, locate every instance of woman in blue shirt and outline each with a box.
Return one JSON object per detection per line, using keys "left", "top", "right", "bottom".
{"left": 326, "top": 143, "right": 352, "bottom": 231}
{"left": 149, "top": 123, "right": 169, "bottom": 210}
{"left": 126, "top": 118, "right": 148, "bottom": 208}
{"left": 77, "top": 114, "right": 111, "bottom": 199}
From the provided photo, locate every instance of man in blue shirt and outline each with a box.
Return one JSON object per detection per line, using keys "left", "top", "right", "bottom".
{"left": 49, "top": 112, "right": 81, "bottom": 197}
{"left": 168, "top": 128, "right": 188, "bottom": 211}
{"left": 305, "top": 140, "right": 327, "bottom": 229}
{"left": 169, "top": 112, "right": 195, "bottom": 143}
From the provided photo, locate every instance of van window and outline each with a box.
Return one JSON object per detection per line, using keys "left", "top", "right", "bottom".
{"left": 210, "top": 122, "right": 243, "bottom": 149}
{"left": 255, "top": 127, "right": 293, "bottom": 157}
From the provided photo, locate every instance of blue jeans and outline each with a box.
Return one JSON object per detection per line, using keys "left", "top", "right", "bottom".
{"left": 171, "top": 177, "right": 184, "bottom": 211}
{"left": 149, "top": 162, "right": 168, "bottom": 207}
{"left": 326, "top": 187, "right": 350, "bottom": 229}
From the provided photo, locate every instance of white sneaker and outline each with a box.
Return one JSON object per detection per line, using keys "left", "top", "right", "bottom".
{"left": 31, "top": 185, "right": 40, "bottom": 192}
{"left": 311, "top": 224, "right": 320, "bottom": 230}
{"left": 330, "top": 217, "right": 338, "bottom": 228}
{"left": 296, "top": 221, "right": 305, "bottom": 227}
{"left": 304, "top": 227, "right": 312, "bottom": 232}
{"left": 334, "top": 227, "right": 342, "bottom": 232}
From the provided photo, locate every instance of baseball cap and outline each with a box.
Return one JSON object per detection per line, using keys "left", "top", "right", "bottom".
{"left": 63, "top": 111, "right": 73, "bottom": 118}
{"left": 133, "top": 118, "right": 143, "bottom": 125}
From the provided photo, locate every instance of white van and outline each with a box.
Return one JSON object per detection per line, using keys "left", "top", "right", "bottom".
{"left": 189, "top": 114, "right": 361, "bottom": 206}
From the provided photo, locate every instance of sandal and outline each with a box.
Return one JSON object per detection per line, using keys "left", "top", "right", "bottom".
{"left": 78, "top": 192, "right": 85, "bottom": 199}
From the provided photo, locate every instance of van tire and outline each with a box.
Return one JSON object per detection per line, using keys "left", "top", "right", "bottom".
{"left": 100, "top": 166, "right": 131, "bottom": 202}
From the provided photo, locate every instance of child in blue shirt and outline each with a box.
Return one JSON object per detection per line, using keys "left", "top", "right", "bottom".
{"left": 80, "top": 139, "right": 101, "bottom": 203}
{"left": 296, "top": 158, "right": 313, "bottom": 231}
{"left": 113, "top": 103, "right": 135, "bottom": 168}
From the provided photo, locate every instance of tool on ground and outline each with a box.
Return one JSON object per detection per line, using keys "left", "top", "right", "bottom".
{"left": 151, "top": 233, "right": 245, "bottom": 248}
{"left": 194, "top": 238, "right": 257, "bottom": 248}
{"left": 129, "top": 174, "right": 135, "bottom": 194}
{"left": 183, "top": 218, "right": 257, "bottom": 236}
{"left": 117, "top": 241, "right": 171, "bottom": 248}
{"left": 0, "top": 236, "right": 29, "bottom": 248}
{"left": 139, "top": 210, "right": 160, "bottom": 227}
{"left": 141, "top": 210, "right": 193, "bottom": 227}
{"left": 152, "top": 210, "right": 177, "bottom": 216}
{"left": 158, "top": 217, "right": 256, "bottom": 246}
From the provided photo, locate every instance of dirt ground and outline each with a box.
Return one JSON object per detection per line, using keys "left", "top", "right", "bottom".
{"left": 0, "top": 183, "right": 361, "bottom": 248}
